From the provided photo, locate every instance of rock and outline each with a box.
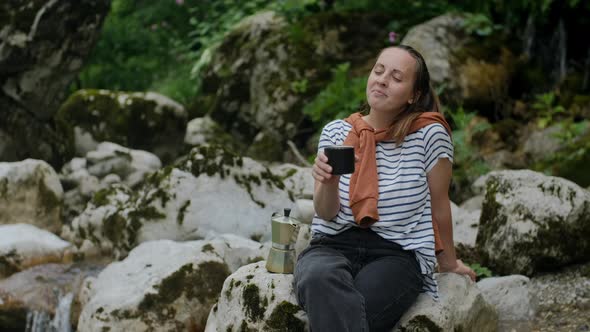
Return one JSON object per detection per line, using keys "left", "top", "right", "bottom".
{"left": 184, "top": 116, "right": 233, "bottom": 147}
{"left": 528, "top": 261, "right": 590, "bottom": 331}
{"left": 84, "top": 142, "right": 162, "bottom": 188}
{"left": 77, "top": 239, "right": 263, "bottom": 331}
{"left": 0, "top": 159, "right": 63, "bottom": 232}
{"left": 395, "top": 273, "right": 498, "bottom": 331}
{"left": 0, "top": 0, "right": 110, "bottom": 167}
{"left": 460, "top": 195, "right": 484, "bottom": 212}
{"left": 61, "top": 146, "right": 309, "bottom": 259}
{"left": 475, "top": 170, "right": 590, "bottom": 275}
{"left": 402, "top": 14, "right": 514, "bottom": 110}
{"left": 294, "top": 224, "right": 312, "bottom": 263}
{"left": 206, "top": 262, "right": 497, "bottom": 332}
{"left": 451, "top": 202, "right": 480, "bottom": 248}
{"left": 197, "top": 11, "right": 388, "bottom": 161}
{"left": 269, "top": 163, "right": 314, "bottom": 200}
{"left": 0, "top": 262, "right": 104, "bottom": 331}
{"left": 59, "top": 143, "right": 162, "bottom": 223}
{"left": 477, "top": 275, "right": 538, "bottom": 332}
{"left": 0, "top": 224, "right": 72, "bottom": 278}
{"left": 204, "top": 261, "right": 308, "bottom": 332}
{"left": 56, "top": 90, "right": 187, "bottom": 164}
{"left": 291, "top": 199, "right": 314, "bottom": 224}
{"left": 522, "top": 124, "right": 564, "bottom": 163}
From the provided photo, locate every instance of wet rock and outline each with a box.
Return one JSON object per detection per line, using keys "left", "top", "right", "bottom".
{"left": 0, "top": 262, "right": 104, "bottom": 330}
{"left": 0, "top": 159, "right": 63, "bottom": 232}
{"left": 0, "top": 224, "right": 72, "bottom": 278}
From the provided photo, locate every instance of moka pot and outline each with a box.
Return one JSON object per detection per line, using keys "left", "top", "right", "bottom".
{"left": 266, "top": 208, "right": 301, "bottom": 274}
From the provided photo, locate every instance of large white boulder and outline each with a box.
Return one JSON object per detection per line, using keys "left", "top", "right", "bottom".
{"left": 451, "top": 201, "right": 480, "bottom": 248}
{"left": 205, "top": 262, "right": 497, "bottom": 331}
{"left": 402, "top": 14, "right": 514, "bottom": 106}
{"left": 0, "top": 224, "right": 72, "bottom": 277}
{"left": 204, "top": 261, "right": 307, "bottom": 332}
{"left": 475, "top": 170, "right": 590, "bottom": 275}
{"left": 395, "top": 274, "right": 498, "bottom": 331}
{"left": 477, "top": 275, "right": 538, "bottom": 331}
{"left": 0, "top": 159, "right": 63, "bottom": 232}
{"left": 62, "top": 146, "right": 310, "bottom": 259}
{"left": 77, "top": 236, "right": 268, "bottom": 332}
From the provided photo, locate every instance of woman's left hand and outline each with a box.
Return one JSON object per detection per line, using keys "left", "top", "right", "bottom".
{"left": 441, "top": 259, "right": 476, "bottom": 282}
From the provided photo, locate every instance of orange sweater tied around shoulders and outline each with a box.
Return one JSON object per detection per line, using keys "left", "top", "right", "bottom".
{"left": 342, "top": 112, "right": 452, "bottom": 254}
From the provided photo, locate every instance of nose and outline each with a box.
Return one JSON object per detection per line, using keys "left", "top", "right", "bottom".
{"left": 375, "top": 75, "right": 387, "bottom": 86}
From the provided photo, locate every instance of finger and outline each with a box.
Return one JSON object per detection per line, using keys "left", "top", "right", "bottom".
{"left": 314, "top": 157, "right": 332, "bottom": 174}
{"left": 355, "top": 154, "right": 360, "bottom": 162}
{"left": 318, "top": 152, "right": 328, "bottom": 162}
{"left": 313, "top": 164, "right": 332, "bottom": 181}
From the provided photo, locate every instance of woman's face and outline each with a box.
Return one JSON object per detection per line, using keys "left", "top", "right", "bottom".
{"left": 366, "top": 47, "right": 417, "bottom": 115}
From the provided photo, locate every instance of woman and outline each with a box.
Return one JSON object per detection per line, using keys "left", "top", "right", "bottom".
{"left": 294, "top": 45, "right": 476, "bottom": 332}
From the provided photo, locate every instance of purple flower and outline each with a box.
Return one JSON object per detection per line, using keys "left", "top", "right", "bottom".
{"left": 175, "top": 0, "right": 184, "bottom": 5}
{"left": 389, "top": 31, "right": 397, "bottom": 44}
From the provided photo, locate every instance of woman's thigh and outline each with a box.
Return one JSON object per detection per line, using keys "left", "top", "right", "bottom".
{"left": 353, "top": 254, "right": 423, "bottom": 331}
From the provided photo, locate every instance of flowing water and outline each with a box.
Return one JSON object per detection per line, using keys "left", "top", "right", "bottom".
{"left": 25, "top": 291, "right": 73, "bottom": 332}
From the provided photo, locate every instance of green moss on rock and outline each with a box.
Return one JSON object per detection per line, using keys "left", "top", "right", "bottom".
{"left": 399, "top": 315, "right": 442, "bottom": 332}
{"left": 264, "top": 301, "right": 305, "bottom": 332}
{"left": 138, "top": 261, "right": 230, "bottom": 321}
{"left": 177, "top": 200, "right": 191, "bottom": 225}
{"left": 242, "top": 284, "right": 264, "bottom": 322}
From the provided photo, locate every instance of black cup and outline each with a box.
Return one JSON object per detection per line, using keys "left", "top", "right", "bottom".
{"left": 324, "top": 145, "right": 355, "bottom": 175}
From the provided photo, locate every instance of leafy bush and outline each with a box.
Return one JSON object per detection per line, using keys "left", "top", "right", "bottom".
{"left": 75, "top": 0, "right": 197, "bottom": 104}
{"left": 445, "top": 106, "right": 491, "bottom": 200}
{"left": 302, "top": 63, "right": 367, "bottom": 128}
{"left": 468, "top": 263, "right": 493, "bottom": 280}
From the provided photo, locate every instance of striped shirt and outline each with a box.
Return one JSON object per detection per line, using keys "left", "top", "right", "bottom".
{"left": 312, "top": 119, "right": 454, "bottom": 300}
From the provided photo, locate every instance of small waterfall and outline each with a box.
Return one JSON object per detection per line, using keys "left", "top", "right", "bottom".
{"left": 522, "top": 14, "right": 535, "bottom": 58}
{"left": 556, "top": 18, "right": 567, "bottom": 83}
{"left": 24, "top": 291, "right": 74, "bottom": 332}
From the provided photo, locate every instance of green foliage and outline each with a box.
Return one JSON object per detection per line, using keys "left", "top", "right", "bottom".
{"left": 303, "top": 63, "right": 367, "bottom": 127}
{"left": 532, "top": 92, "right": 566, "bottom": 129}
{"left": 187, "top": 0, "right": 273, "bottom": 85}
{"left": 468, "top": 263, "right": 493, "bottom": 280}
{"left": 446, "top": 106, "right": 491, "bottom": 197}
{"left": 461, "top": 13, "right": 500, "bottom": 36}
{"left": 75, "top": 0, "right": 197, "bottom": 104}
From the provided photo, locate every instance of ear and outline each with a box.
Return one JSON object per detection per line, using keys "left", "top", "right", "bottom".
{"left": 409, "top": 91, "right": 421, "bottom": 104}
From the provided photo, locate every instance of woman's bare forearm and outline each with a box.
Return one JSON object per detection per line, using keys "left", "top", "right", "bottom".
{"left": 313, "top": 180, "right": 340, "bottom": 220}
{"left": 433, "top": 200, "right": 458, "bottom": 270}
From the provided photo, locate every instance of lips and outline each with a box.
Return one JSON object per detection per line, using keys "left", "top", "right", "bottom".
{"left": 371, "top": 89, "right": 387, "bottom": 97}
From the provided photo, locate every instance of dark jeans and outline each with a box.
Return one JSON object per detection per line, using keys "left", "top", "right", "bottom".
{"left": 294, "top": 227, "right": 423, "bottom": 332}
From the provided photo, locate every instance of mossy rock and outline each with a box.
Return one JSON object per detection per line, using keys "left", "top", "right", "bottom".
{"left": 533, "top": 129, "right": 590, "bottom": 187}
{"left": 0, "top": 1, "right": 110, "bottom": 168}
{"left": 195, "top": 11, "right": 388, "bottom": 162}
{"left": 476, "top": 170, "right": 590, "bottom": 276}
{"left": 56, "top": 89, "right": 187, "bottom": 163}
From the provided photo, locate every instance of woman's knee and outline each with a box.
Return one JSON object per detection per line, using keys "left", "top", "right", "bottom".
{"left": 295, "top": 247, "right": 350, "bottom": 293}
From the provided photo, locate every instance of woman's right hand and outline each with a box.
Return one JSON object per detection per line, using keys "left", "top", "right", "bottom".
{"left": 312, "top": 152, "right": 339, "bottom": 185}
